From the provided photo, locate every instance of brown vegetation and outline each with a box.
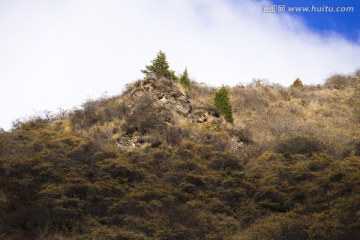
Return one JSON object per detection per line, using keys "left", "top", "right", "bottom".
{"left": 0, "top": 71, "right": 359, "bottom": 239}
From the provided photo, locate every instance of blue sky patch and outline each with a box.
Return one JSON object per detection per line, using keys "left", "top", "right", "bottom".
{"left": 269, "top": 0, "right": 360, "bottom": 42}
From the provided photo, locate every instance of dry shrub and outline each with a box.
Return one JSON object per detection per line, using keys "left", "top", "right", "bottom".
{"left": 120, "top": 93, "right": 186, "bottom": 146}
{"left": 153, "top": 77, "right": 176, "bottom": 92}
{"left": 82, "top": 100, "right": 102, "bottom": 126}
{"left": 207, "top": 152, "right": 243, "bottom": 171}
{"left": 232, "top": 88, "right": 269, "bottom": 112}
{"left": 18, "top": 117, "right": 48, "bottom": 131}
{"left": 121, "top": 94, "right": 159, "bottom": 134}
{"left": 123, "top": 79, "right": 143, "bottom": 95}
{"left": 304, "top": 84, "right": 322, "bottom": 91}
{"left": 355, "top": 68, "right": 360, "bottom": 77}
{"left": 236, "top": 213, "right": 308, "bottom": 240}
{"left": 353, "top": 140, "right": 360, "bottom": 157}
{"left": 68, "top": 95, "right": 128, "bottom": 129}
{"left": 290, "top": 88, "right": 305, "bottom": 98}
{"left": 187, "top": 82, "right": 216, "bottom": 105}
{"left": 200, "top": 132, "right": 228, "bottom": 151}
{"left": 275, "top": 136, "right": 328, "bottom": 158}
{"left": 161, "top": 125, "right": 186, "bottom": 145}
{"left": 121, "top": 110, "right": 185, "bottom": 146}
{"left": 122, "top": 109, "right": 163, "bottom": 135}
{"left": 228, "top": 128, "right": 253, "bottom": 144}
{"left": 324, "top": 74, "right": 357, "bottom": 89}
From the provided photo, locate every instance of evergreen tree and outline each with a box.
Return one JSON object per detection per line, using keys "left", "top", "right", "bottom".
{"left": 141, "top": 50, "right": 177, "bottom": 79}
{"left": 291, "top": 78, "right": 305, "bottom": 91}
{"left": 214, "top": 86, "right": 234, "bottom": 123}
{"left": 179, "top": 67, "right": 191, "bottom": 90}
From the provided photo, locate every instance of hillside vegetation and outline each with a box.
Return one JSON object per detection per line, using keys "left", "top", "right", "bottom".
{"left": 0, "top": 54, "right": 360, "bottom": 239}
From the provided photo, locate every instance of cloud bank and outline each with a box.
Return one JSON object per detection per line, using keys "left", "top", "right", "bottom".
{"left": 0, "top": 0, "right": 359, "bottom": 130}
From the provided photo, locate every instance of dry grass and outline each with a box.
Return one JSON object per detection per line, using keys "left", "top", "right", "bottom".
{"left": 1, "top": 73, "right": 359, "bottom": 239}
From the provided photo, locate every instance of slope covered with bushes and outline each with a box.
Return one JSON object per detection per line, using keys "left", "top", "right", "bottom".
{"left": 0, "top": 70, "right": 359, "bottom": 239}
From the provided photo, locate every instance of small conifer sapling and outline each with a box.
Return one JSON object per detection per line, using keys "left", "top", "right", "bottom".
{"left": 214, "top": 86, "right": 234, "bottom": 123}
{"left": 179, "top": 67, "right": 191, "bottom": 90}
{"left": 291, "top": 78, "right": 305, "bottom": 91}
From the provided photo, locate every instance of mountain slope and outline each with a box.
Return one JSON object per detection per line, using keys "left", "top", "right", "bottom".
{"left": 0, "top": 73, "right": 359, "bottom": 239}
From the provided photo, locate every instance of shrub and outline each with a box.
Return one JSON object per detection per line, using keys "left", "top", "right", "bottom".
{"left": 208, "top": 152, "right": 243, "bottom": 171}
{"left": 354, "top": 68, "right": 360, "bottom": 76}
{"left": 121, "top": 109, "right": 163, "bottom": 135}
{"left": 121, "top": 94, "right": 163, "bottom": 135}
{"left": 275, "top": 136, "right": 327, "bottom": 158}
{"left": 214, "top": 86, "right": 234, "bottom": 123}
{"left": 248, "top": 78, "right": 269, "bottom": 87}
{"left": 228, "top": 128, "right": 253, "bottom": 144}
{"left": 161, "top": 125, "right": 185, "bottom": 146}
{"left": 354, "top": 140, "right": 360, "bottom": 157}
{"left": 231, "top": 87, "right": 270, "bottom": 113}
{"left": 324, "top": 74, "right": 356, "bottom": 89}
{"left": 201, "top": 133, "right": 227, "bottom": 151}
{"left": 237, "top": 213, "right": 308, "bottom": 240}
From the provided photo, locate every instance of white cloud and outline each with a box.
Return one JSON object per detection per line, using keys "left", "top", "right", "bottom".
{"left": 0, "top": 0, "right": 359, "bottom": 130}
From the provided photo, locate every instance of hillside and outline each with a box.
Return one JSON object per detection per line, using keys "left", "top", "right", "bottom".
{"left": 0, "top": 69, "right": 360, "bottom": 239}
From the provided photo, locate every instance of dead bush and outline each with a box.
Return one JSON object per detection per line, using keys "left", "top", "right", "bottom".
{"left": 324, "top": 74, "right": 357, "bottom": 89}
{"left": 232, "top": 88, "right": 269, "bottom": 112}
{"left": 228, "top": 128, "right": 253, "bottom": 144}
{"left": 121, "top": 109, "right": 163, "bottom": 135}
{"left": 275, "top": 136, "right": 328, "bottom": 158}
{"left": 201, "top": 133, "right": 227, "bottom": 151}
{"left": 208, "top": 152, "right": 243, "bottom": 171}
{"left": 161, "top": 125, "right": 186, "bottom": 146}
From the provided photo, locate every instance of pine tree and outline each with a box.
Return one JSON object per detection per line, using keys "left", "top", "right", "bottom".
{"left": 291, "top": 78, "right": 305, "bottom": 91}
{"left": 214, "top": 86, "right": 234, "bottom": 123}
{"left": 141, "top": 50, "right": 177, "bottom": 79}
{"left": 179, "top": 67, "right": 191, "bottom": 90}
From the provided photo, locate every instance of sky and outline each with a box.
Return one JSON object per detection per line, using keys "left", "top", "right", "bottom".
{"left": 0, "top": 0, "right": 360, "bottom": 130}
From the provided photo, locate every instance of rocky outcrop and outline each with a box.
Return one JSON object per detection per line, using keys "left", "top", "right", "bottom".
{"left": 115, "top": 77, "right": 193, "bottom": 151}
{"left": 190, "top": 107, "right": 222, "bottom": 124}
{"left": 114, "top": 76, "right": 248, "bottom": 152}
{"left": 129, "top": 77, "right": 191, "bottom": 117}
{"left": 115, "top": 132, "right": 161, "bottom": 151}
